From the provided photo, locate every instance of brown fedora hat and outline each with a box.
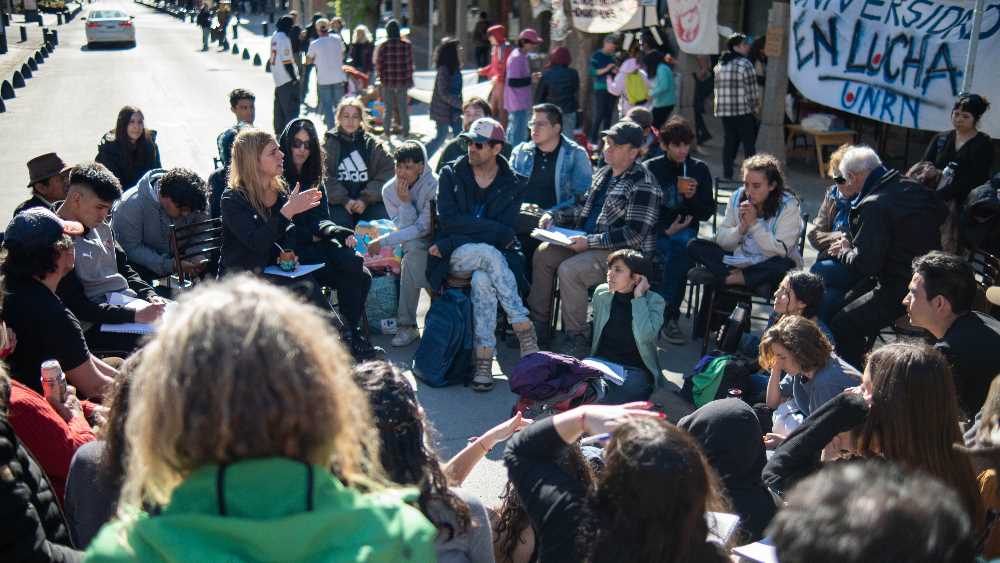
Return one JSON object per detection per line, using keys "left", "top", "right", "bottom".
{"left": 26, "top": 153, "right": 71, "bottom": 187}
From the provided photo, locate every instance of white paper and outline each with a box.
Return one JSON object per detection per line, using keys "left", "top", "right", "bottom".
{"left": 101, "top": 293, "right": 175, "bottom": 335}
{"left": 722, "top": 254, "right": 757, "bottom": 268}
{"left": 731, "top": 540, "right": 778, "bottom": 563}
{"left": 263, "top": 263, "right": 325, "bottom": 278}
{"left": 706, "top": 511, "right": 741, "bottom": 544}
{"left": 530, "top": 227, "right": 587, "bottom": 247}
{"left": 582, "top": 357, "right": 626, "bottom": 386}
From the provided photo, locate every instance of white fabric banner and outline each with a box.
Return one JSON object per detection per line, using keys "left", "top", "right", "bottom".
{"left": 570, "top": 0, "right": 640, "bottom": 33}
{"left": 667, "top": 0, "right": 719, "bottom": 54}
{"left": 788, "top": 0, "right": 1000, "bottom": 137}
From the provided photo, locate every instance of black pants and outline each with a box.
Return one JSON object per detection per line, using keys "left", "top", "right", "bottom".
{"left": 296, "top": 242, "right": 372, "bottom": 330}
{"left": 652, "top": 105, "right": 674, "bottom": 129}
{"left": 273, "top": 80, "right": 300, "bottom": 137}
{"left": 831, "top": 284, "right": 906, "bottom": 370}
{"left": 590, "top": 90, "right": 617, "bottom": 142}
{"left": 328, "top": 202, "right": 388, "bottom": 230}
{"left": 721, "top": 114, "right": 758, "bottom": 179}
{"left": 688, "top": 239, "right": 795, "bottom": 334}
{"left": 693, "top": 73, "right": 713, "bottom": 142}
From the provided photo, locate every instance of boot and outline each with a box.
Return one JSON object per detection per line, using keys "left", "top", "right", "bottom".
{"left": 471, "top": 347, "right": 494, "bottom": 392}
{"left": 512, "top": 321, "right": 540, "bottom": 357}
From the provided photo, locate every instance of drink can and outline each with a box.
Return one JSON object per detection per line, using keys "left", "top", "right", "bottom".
{"left": 728, "top": 388, "right": 743, "bottom": 399}
{"left": 40, "top": 360, "right": 67, "bottom": 404}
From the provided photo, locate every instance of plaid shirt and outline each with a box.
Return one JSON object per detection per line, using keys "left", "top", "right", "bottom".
{"left": 713, "top": 55, "right": 759, "bottom": 117}
{"left": 554, "top": 161, "right": 662, "bottom": 253}
{"left": 375, "top": 39, "right": 414, "bottom": 88}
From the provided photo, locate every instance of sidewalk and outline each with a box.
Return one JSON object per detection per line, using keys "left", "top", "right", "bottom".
{"left": 0, "top": 6, "right": 75, "bottom": 111}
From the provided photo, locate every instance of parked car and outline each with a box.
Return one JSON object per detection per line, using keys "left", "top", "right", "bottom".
{"left": 83, "top": 8, "right": 136, "bottom": 47}
{"left": 39, "top": 0, "right": 67, "bottom": 13}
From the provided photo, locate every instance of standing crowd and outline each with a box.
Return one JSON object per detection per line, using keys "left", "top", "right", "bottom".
{"left": 4, "top": 18, "right": 1000, "bottom": 563}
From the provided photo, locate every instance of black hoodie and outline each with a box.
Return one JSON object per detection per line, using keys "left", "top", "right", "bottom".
{"left": 679, "top": 398, "right": 777, "bottom": 541}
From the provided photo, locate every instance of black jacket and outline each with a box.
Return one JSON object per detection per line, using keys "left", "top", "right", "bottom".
{"left": 535, "top": 65, "right": 580, "bottom": 115}
{"left": 0, "top": 415, "right": 82, "bottom": 562}
{"left": 208, "top": 166, "right": 228, "bottom": 220}
{"left": 960, "top": 174, "right": 1000, "bottom": 253}
{"left": 427, "top": 155, "right": 528, "bottom": 291}
{"left": 219, "top": 189, "right": 291, "bottom": 276}
{"left": 762, "top": 392, "right": 869, "bottom": 498}
{"left": 923, "top": 130, "right": 994, "bottom": 204}
{"left": 94, "top": 132, "right": 162, "bottom": 191}
{"left": 56, "top": 244, "right": 157, "bottom": 325}
{"left": 645, "top": 154, "right": 715, "bottom": 231}
{"left": 12, "top": 193, "right": 59, "bottom": 217}
{"left": 678, "top": 398, "right": 777, "bottom": 541}
{"left": 840, "top": 167, "right": 946, "bottom": 293}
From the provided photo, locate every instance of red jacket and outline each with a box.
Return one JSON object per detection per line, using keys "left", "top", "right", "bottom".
{"left": 8, "top": 379, "right": 96, "bottom": 502}
{"left": 478, "top": 25, "right": 512, "bottom": 82}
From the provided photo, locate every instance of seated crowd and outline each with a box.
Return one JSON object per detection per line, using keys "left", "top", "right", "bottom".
{"left": 4, "top": 82, "right": 1000, "bottom": 563}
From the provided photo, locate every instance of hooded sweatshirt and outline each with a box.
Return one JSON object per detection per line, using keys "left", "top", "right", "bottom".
{"left": 381, "top": 144, "right": 438, "bottom": 248}
{"left": 84, "top": 457, "right": 436, "bottom": 562}
{"left": 678, "top": 398, "right": 777, "bottom": 541}
{"left": 111, "top": 169, "right": 208, "bottom": 277}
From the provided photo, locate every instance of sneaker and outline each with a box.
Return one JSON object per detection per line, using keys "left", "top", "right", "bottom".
{"left": 661, "top": 319, "right": 686, "bottom": 345}
{"left": 391, "top": 326, "right": 420, "bottom": 347}
{"left": 687, "top": 266, "right": 716, "bottom": 285}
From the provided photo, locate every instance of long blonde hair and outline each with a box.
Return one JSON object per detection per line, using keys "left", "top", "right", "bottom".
{"left": 119, "top": 275, "right": 385, "bottom": 510}
{"left": 228, "top": 128, "right": 287, "bottom": 217}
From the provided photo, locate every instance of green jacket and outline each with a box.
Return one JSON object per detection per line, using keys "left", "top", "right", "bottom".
{"left": 589, "top": 283, "right": 665, "bottom": 383}
{"left": 85, "top": 457, "right": 436, "bottom": 563}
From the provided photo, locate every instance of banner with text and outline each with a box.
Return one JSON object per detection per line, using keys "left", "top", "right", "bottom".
{"left": 571, "top": 0, "right": 639, "bottom": 33}
{"left": 667, "top": 0, "right": 719, "bottom": 54}
{"left": 788, "top": 0, "right": 1000, "bottom": 137}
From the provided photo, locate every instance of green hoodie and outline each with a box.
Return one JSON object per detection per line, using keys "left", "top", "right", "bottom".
{"left": 85, "top": 457, "right": 436, "bottom": 562}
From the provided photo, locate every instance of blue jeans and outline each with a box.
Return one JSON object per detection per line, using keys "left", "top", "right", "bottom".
{"left": 656, "top": 227, "right": 698, "bottom": 321}
{"left": 599, "top": 366, "right": 653, "bottom": 404}
{"left": 811, "top": 258, "right": 862, "bottom": 324}
{"left": 562, "top": 112, "right": 577, "bottom": 135}
{"left": 425, "top": 116, "right": 462, "bottom": 157}
{"left": 317, "top": 82, "right": 345, "bottom": 129}
{"left": 506, "top": 109, "right": 530, "bottom": 146}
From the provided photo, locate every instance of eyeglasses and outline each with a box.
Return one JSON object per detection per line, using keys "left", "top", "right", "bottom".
{"left": 833, "top": 176, "right": 846, "bottom": 185}
{"left": 290, "top": 139, "right": 310, "bottom": 149}
{"left": 528, "top": 121, "right": 551, "bottom": 128}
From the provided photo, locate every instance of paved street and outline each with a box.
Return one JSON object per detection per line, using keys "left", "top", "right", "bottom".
{"left": 0, "top": 0, "right": 831, "bottom": 507}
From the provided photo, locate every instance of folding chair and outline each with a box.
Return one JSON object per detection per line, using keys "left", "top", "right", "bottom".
{"left": 168, "top": 217, "right": 224, "bottom": 291}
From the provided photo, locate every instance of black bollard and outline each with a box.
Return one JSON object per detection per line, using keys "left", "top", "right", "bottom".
{"left": 34, "top": 52, "right": 43, "bottom": 64}
{"left": 57, "top": 12, "right": 63, "bottom": 24}
{"left": 242, "top": 47, "right": 249, "bottom": 59}
{"left": 1, "top": 80, "right": 13, "bottom": 99}
{"left": 231, "top": 42, "right": 239, "bottom": 54}
{"left": 21, "top": 63, "right": 31, "bottom": 79}
{"left": 265, "top": 59, "right": 270, "bottom": 72}
{"left": 232, "top": 23, "right": 237, "bottom": 38}
{"left": 20, "top": 26, "right": 27, "bottom": 42}
{"left": 252, "top": 53, "right": 262, "bottom": 66}
{"left": 27, "top": 57, "right": 37, "bottom": 71}
{"left": 261, "top": 21, "right": 268, "bottom": 35}
{"left": 12, "top": 71, "right": 24, "bottom": 87}
{"left": 0, "top": 97, "right": 5, "bottom": 113}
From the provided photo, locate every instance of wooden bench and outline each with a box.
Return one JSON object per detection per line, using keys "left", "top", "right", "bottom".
{"left": 785, "top": 124, "right": 858, "bottom": 176}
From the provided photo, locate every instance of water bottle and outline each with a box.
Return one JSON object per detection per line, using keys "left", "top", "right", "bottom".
{"left": 937, "top": 161, "right": 958, "bottom": 191}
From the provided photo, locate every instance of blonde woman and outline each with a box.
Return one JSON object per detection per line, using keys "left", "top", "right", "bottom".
{"left": 84, "top": 276, "right": 437, "bottom": 561}
{"left": 322, "top": 97, "right": 394, "bottom": 228}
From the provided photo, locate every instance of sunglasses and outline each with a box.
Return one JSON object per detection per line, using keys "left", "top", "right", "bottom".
{"left": 290, "top": 139, "right": 311, "bottom": 150}
{"left": 833, "top": 176, "right": 846, "bottom": 185}
{"left": 464, "top": 139, "right": 499, "bottom": 150}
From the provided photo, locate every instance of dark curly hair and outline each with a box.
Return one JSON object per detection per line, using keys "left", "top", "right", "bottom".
{"left": 70, "top": 162, "right": 122, "bottom": 203}
{"left": 741, "top": 153, "right": 795, "bottom": 220}
{"left": 579, "top": 418, "right": 730, "bottom": 563}
{"left": 783, "top": 270, "right": 825, "bottom": 319}
{"left": 0, "top": 233, "right": 73, "bottom": 281}
{"left": 494, "top": 444, "right": 595, "bottom": 563}
{"left": 159, "top": 168, "right": 208, "bottom": 213}
{"left": 352, "top": 361, "right": 472, "bottom": 541}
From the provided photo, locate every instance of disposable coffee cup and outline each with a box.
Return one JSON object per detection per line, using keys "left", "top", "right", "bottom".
{"left": 678, "top": 176, "right": 697, "bottom": 196}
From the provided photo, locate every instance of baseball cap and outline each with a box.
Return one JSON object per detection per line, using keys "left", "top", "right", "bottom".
{"left": 601, "top": 121, "right": 644, "bottom": 148}
{"left": 519, "top": 28, "right": 542, "bottom": 44}
{"left": 459, "top": 117, "right": 505, "bottom": 144}
{"left": 3, "top": 207, "right": 83, "bottom": 252}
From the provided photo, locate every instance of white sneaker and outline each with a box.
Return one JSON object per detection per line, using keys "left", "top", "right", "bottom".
{"left": 391, "top": 326, "right": 420, "bottom": 347}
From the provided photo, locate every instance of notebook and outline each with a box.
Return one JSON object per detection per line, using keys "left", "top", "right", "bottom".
{"left": 100, "top": 294, "right": 174, "bottom": 335}
{"left": 582, "top": 357, "right": 626, "bottom": 386}
{"left": 263, "top": 263, "right": 325, "bottom": 278}
{"left": 530, "top": 227, "right": 587, "bottom": 247}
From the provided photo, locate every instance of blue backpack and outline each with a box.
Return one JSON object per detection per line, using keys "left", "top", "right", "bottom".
{"left": 412, "top": 289, "right": 474, "bottom": 387}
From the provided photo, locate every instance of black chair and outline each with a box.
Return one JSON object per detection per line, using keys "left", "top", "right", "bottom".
{"left": 697, "top": 212, "right": 811, "bottom": 355}
{"left": 682, "top": 177, "right": 743, "bottom": 319}
{"left": 168, "top": 217, "right": 224, "bottom": 289}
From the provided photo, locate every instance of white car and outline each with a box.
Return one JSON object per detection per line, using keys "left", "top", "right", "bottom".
{"left": 83, "top": 8, "right": 136, "bottom": 47}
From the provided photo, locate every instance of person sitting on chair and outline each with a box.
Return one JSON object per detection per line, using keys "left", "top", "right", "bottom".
{"left": 111, "top": 168, "right": 210, "bottom": 283}
{"left": 687, "top": 153, "right": 803, "bottom": 336}
{"left": 426, "top": 118, "right": 539, "bottom": 393}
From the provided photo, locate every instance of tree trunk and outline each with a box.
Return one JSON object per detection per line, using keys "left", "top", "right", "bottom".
{"left": 756, "top": 2, "right": 790, "bottom": 161}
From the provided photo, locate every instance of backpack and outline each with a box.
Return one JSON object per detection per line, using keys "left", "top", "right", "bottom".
{"left": 624, "top": 71, "right": 649, "bottom": 106}
{"left": 679, "top": 353, "right": 759, "bottom": 407}
{"left": 412, "top": 289, "right": 474, "bottom": 387}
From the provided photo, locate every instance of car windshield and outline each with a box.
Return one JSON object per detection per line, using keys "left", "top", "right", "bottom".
{"left": 90, "top": 10, "right": 127, "bottom": 19}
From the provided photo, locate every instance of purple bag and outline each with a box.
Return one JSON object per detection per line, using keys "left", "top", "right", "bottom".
{"left": 509, "top": 351, "right": 603, "bottom": 401}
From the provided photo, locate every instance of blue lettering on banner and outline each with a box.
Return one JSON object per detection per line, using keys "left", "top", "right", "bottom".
{"left": 789, "top": 0, "right": 1000, "bottom": 135}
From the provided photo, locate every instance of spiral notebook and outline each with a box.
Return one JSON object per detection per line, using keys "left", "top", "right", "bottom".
{"left": 100, "top": 294, "right": 174, "bottom": 335}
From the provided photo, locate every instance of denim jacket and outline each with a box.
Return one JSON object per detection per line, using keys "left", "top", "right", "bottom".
{"left": 509, "top": 134, "right": 593, "bottom": 212}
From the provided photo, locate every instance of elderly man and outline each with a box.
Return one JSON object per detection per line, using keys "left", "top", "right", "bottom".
{"left": 15, "top": 153, "right": 71, "bottom": 216}
{"left": 827, "top": 146, "right": 946, "bottom": 368}
{"left": 527, "top": 120, "right": 661, "bottom": 353}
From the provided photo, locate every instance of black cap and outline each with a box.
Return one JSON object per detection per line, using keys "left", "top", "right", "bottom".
{"left": 601, "top": 121, "right": 644, "bottom": 148}
{"left": 3, "top": 207, "right": 83, "bottom": 252}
